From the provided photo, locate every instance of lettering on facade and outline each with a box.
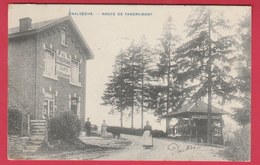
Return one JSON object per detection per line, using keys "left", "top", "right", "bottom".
{"left": 56, "top": 64, "right": 71, "bottom": 79}
{"left": 56, "top": 50, "right": 71, "bottom": 79}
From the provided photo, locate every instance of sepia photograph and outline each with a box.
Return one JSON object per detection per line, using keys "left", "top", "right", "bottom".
{"left": 7, "top": 4, "right": 251, "bottom": 161}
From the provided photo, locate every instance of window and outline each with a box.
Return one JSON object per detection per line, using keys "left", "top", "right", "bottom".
{"left": 61, "top": 29, "right": 67, "bottom": 46}
{"left": 71, "top": 97, "right": 79, "bottom": 115}
{"left": 44, "top": 50, "right": 56, "bottom": 78}
{"left": 71, "top": 59, "right": 80, "bottom": 85}
{"left": 43, "top": 92, "right": 55, "bottom": 119}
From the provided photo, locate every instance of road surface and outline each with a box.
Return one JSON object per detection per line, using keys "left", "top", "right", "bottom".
{"left": 97, "top": 134, "right": 227, "bottom": 161}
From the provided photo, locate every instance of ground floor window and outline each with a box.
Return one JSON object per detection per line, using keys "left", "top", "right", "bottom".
{"left": 43, "top": 92, "right": 55, "bottom": 119}
{"left": 71, "top": 97, "right": 79, "bottom": 116}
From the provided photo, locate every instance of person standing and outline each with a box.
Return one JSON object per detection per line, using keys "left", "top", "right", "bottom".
{"left": 85, "top": 118, "right": 92, "bottom": 137}
{"left": 142, "top": 121, "right": 153, "bottom": 148}
{"left": 101, "top": 120, "right": 108, "bottom": 138}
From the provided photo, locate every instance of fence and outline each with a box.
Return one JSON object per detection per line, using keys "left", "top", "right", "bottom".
{"left": 8, "top": 108, "right": 31, "bottom": 136}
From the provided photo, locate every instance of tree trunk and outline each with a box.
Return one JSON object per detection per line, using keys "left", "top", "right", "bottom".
{"left": 166, "top": 48, "right": 171, "bottom": 134}
{"left": 207, "top": 9, "right": 213, "bottom": 144}
{"left": 120, "top": 108, "right": 123, "bottom": 127}
{"left": 131, "top": 55, "right": 134, "bottom": 129}
{"left": 166, "top": 117, "right": 171, "bottom": 134}
{"left": 141, "top": 53, "right": 144, "bottom": 129}
{"left": 120, "top": 56, "right": 123, "bottom": 128}
{"left": 131, "top": 104, "right": 134, "bottom": 128}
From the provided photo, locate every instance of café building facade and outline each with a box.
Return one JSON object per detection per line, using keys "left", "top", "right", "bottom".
{"left": 8, "top": 16, "right": 94, "bottom": 125}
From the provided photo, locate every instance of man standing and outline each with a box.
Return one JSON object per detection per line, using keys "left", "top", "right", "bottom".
{"left": 85, "top": 118, "right": 91, "bottom": 137}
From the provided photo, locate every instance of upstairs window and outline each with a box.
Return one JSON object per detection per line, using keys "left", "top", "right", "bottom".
{"left": 44, "top": 50, "right": 56, "bottom": 78}
{"left": 71, "top": 59, "right": 80, "bottom": 84}
{"left": 61, "top": 29, "right": 67, "bottom": 46}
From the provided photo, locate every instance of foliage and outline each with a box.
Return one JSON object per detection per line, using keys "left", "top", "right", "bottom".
{"left": 102, "top": 40, "right": 153, "bottom": 127}
{"left": 107, "top": 126, "right": 167, "bottom": 137}
{"left": 8, "top": 107, "right": 23, "bottom": 135}
{"left": 175, "top": 6, "right": 238, "bottom": 143}
{"left": 176, "top": 6, "right": 237, "bottom": 102}
{"left": 223, "top": 125, "right": 250, "bottom": 161}
{"left": 48, "top": 111, "right": 81, "bottom": 143}
{"left": 146, "top": 16, "right": 185, "bottom": 118}
{"left": 232, "top": 13, "right": 251, "bottom": 127}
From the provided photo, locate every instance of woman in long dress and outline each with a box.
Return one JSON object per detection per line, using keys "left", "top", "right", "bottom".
{"left": 101, "top": 120, "right": 108, "bottom": 138}
{"left": 143, "top": 121, "right": 153, "bottom": 148}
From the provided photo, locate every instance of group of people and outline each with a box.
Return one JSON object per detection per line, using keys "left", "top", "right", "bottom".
{"left": 84, "top": 118, "right": 108, "bottom": 138}
{"left": 84, "top": 118, "right": 154, "bottom": 148}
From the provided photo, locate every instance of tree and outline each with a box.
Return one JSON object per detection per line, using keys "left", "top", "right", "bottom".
{"left": 233, "top": 13, "right": 251, "bottom": 127}
{"left": 126, "top": 41, "right": 153, "bottom": 128}
{"left": 146, "top": 17, "right": 185, "bottom": 133}
{"left": 175, "top": 7, "right": 237, "bottom": 143}
{"left": 102, "top": 50, "right": 131, "bottom": 127}
{"left": 137, "top": 37, "right": 154, "bottom": 128}
{"left": 102, "top": 40, "right": 153, "bottom": 128}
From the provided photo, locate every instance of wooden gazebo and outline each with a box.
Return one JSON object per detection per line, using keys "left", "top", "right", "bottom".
{"left": 164, "top": 100, "right": 228, "bottom": 144}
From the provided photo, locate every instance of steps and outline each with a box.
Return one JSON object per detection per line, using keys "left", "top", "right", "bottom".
{"left": 23, "top": 120, "right": 46, "bottom": 153}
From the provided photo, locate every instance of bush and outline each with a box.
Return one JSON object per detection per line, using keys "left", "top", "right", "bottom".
{"left": 48, "top": 111, "right": 81, "bottom": 143}
{"left": 223, "top": 125, "right": 250, "bottom": 161}
{"left": 152, "top": 130, "right": 167, "bottom": 137}
{"left": 107, "top": 126, "right": 167, "bottom": 137}
{"left": 8, "top": 108, "right": 23, "bottom": 135}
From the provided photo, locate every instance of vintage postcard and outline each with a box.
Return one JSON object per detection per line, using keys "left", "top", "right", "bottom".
{"left": 8, "top": 4, "right": 251, "bottom": 161}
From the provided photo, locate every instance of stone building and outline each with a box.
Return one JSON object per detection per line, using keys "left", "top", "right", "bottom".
{"left": 8, "top": 16, "right": 94, "bottom": 125}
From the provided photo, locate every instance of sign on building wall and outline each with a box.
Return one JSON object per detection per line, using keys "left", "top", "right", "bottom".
{"left": 192, "top": 115, "right": 221, "bottom": 120}
{"left": 56, "top": 64, "right": 71, "bottom": 79}
{"left": 56, "top": 50, "right": 71, "bottom": 79}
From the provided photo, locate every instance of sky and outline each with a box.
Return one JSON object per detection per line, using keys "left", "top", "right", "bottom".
{"left": 8, "top": 4, "right": 250, "bottom": 131}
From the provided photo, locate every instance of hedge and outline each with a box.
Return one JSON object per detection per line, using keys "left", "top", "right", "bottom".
{"left": 8, "top": 108, "right": 23, "bottom": 135}
{"left": 107, "top": 126, "right": 167, "bottom": 138}
{"left": 223, "top": 125, "right": 250, "bottom": 161}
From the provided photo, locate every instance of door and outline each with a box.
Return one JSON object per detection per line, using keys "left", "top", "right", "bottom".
{"left": 43, "top": 93, "right": 54, "bottom": 119}
{"left": 71, "top": 97, "right": 78, "bottom": 115}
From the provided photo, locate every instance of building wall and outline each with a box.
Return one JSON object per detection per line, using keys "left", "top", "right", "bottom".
{"left": 35, "top": 21, "right": 87, "bottom": 125}
{"left": 8, "top": 34, "right": 37, "bottom": 115}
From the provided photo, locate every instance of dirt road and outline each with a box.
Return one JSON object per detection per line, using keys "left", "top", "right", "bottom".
{"left": 97, "top": 134, "right": 228, "bottom": 161}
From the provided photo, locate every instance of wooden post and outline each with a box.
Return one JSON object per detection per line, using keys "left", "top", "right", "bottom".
{"left": 45, "top": 119, "right": 48, "bottom": 143}
{"left": 189, "top": 117, "right": 192, "bottom": 141}
{"left": 21, "top": 114, "right": 24, "bottom": 136}
{"left": 220, "top": 117, "right": 224, "bottom": 145}
{"left": 196, "top": 130, "right": 198, "bottom": 143}
{"left": 27, "top": 114, "right": 30, "bottom": 136}
{"left": 166, "top": 117, "right": 171, "bottom": 134}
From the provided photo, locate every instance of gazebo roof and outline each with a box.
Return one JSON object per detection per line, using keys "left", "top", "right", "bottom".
{"left": 164, "top": 100, "right": 228, "bottom": 118}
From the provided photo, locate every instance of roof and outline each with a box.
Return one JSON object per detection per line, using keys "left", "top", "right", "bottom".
{"left": 8, "top": 17, "right": 61, "bottom": 34}
{"left": 164, "top": 100, "right": 228, "bottom": 118}
{"left": 8, "top": 16, "right": 94, "bottom": 59}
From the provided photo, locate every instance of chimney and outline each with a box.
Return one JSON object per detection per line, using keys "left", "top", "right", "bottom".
{"left": 19, "top": 17, "right": 32, "bottom": 32}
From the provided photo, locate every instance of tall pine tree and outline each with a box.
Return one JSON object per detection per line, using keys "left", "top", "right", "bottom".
{"left": 175, "top": 7, "right": 237, "bottom": 143}
{"left": 102, "top": 40, "right": 153, "bottom": 128}
{"left": 147, "top": 17, "right": 185, "bottom": 133}
{"left": 102, "top": 50, "right": 131, "bottom": 127}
